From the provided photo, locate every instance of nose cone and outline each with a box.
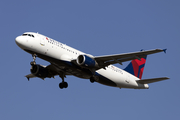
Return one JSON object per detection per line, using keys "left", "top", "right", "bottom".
{"left": 15, "top": 36, "right": 21, "bottom": 45}
{"left": 15, "top": 36, "right": 25, "bottom": 49}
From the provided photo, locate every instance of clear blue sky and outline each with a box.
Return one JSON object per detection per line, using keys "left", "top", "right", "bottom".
{"left": 0, "top": 0, "right": 179, "bottom": 120}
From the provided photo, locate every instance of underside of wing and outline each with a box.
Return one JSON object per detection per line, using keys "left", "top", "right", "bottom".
{"left": 94, "top": 49, "right": 166, "bottom": 68}
{"left": 25, "top": 74, "right": 37, "bottom": 80}
{"left": 25, "top": 63, "right": 72, "bottom": 80}
{"left": 136, "top": 77, "right": 169, "bottom": 84}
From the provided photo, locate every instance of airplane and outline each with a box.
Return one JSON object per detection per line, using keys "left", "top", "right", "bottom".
{"left": 15, "top": 32, "right": 169, "bottom": 89}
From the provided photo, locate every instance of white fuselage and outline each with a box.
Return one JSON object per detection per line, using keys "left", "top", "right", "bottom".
{"left": 15, "top": 32, "right": 149, "bottom": 89}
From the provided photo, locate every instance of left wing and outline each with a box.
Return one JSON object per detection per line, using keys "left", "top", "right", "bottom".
{"left": 94, "top": 49, "right": 166, "bottom": 68}
{"left": 25, "top": 74, "right": 36, "bottom": 80}
{"left": 25, "top": 64, "right": 71, "bottom": 80}
{"left": 25, "top": 64, "right": 58, "bottom": 80}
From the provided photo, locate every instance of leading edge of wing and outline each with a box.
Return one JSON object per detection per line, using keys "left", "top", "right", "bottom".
{"left": 94, "top": 49, "right": 166, "bottom": 65}
{"left": 136, "top": 77, "right": 169, "bottom": 84}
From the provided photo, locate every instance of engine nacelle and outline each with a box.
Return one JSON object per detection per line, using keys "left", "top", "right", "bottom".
{"left": 31, "top": 64, "right": 49, "bottom": 78}
{"left": 76, "top": 54, "right": 98, "bottom": 68}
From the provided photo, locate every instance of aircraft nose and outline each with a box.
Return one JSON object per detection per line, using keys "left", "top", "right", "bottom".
{"left": 15, "top": 36, "right": 24, "bottom": 48}
{"left": 15, "top": 36, "right": 21, "bottom": 44}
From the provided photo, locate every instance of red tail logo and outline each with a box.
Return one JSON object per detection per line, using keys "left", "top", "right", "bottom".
{"left": 124, "top": 57, "right": 147, "bottom": 79}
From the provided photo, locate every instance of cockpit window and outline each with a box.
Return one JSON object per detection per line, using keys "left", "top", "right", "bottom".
{"left": 22, "top": 34, "right": 34, "bottom": 37}
{"left": 22, "top": 34, "right": 27, "bottom": 36}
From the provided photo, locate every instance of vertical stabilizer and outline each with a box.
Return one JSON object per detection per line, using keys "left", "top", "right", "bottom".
{"left": 124, "top": 56, "right": 147, "bottom": 79}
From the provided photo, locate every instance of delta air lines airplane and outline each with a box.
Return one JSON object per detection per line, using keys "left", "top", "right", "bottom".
{"left": 15, "top": 32, "right": 169, "bottom": 89}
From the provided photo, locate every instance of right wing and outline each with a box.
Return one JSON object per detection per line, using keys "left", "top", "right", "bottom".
{"left": 94, "top": 49, "right": 166, "bottom": 68}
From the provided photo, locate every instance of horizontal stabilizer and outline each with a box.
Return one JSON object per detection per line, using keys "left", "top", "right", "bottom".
{"left": 136, "top": 77, "right": 169, "bottom": 84}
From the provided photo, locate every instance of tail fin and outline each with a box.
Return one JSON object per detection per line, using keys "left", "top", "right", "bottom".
{"left": 124, "top": 56, "right": 147, "bottom": 79}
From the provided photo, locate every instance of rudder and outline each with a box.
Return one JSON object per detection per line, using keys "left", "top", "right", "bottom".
{"left": 124, "top": 56, "right": 147, "bottom": 79}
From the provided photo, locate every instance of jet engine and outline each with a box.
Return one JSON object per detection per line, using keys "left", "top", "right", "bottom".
{"left": 31, "top": 64, "right": 50, "bottom": 78}
{"left": 76, "top": 54, "right": 98, "bottom": 68}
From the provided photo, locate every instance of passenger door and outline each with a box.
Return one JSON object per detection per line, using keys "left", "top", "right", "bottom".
{"left": 40, "top": 37, "right": 45, "bottom": 46}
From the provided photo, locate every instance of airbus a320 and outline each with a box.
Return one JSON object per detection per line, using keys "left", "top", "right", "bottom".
{"left": 15, "top": 32, "right": 169, "bottom": 89}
